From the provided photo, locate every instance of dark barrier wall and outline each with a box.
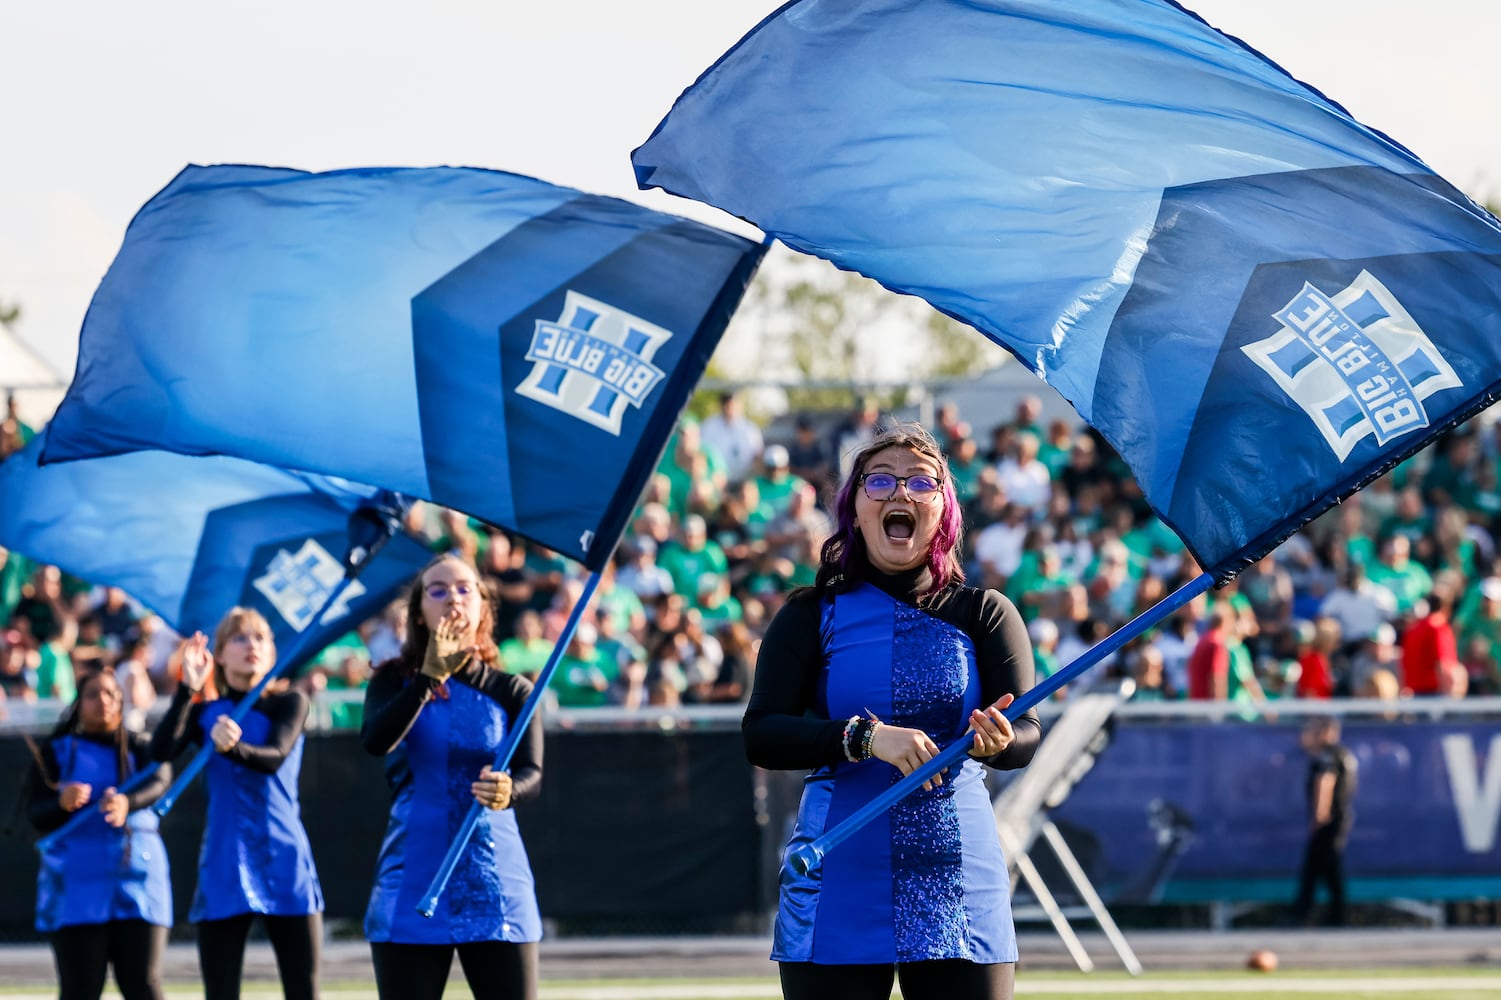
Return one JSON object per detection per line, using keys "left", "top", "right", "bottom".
{"left": 5, "top": 717, "right": 1498, "bottom": 935}
{"left": 1047, "top": 719, "right": 1501, "bottom": 904}
{"left": 0, "top": 727, "right": 759, "bottom": 936}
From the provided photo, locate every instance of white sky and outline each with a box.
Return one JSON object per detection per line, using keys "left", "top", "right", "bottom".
{"left": 3, "top": 0, "right": 1498, "bottom": 385}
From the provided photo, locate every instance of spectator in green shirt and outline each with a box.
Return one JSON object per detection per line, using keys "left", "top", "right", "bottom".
{"left": 498, "top": 611, "right": 552, "bottom": 680}
{"left": 553, "top": 624, "right": 618, "bottom": 708}
{"left": 658, "top": 515, "right": 729, "bottom": 600}
{"left": 753, "top": 445, "right": 808, "bottom": 516}
{"left": 1365, "top": 534, "right": 1433, "bottom": 616}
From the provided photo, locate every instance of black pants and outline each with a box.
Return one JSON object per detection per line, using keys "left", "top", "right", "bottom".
{"left": 370, "top": 940, "right": 538, "bottom": 1000}
{"left": 1293, "top": 825, "right": 1347, "bottom": 926}
{"left": 780, "top": 959, "right": 1015, "bottom": 1000}
{"left": 197, "top": 912, "right": 322, "bottom": 1000}
{"left": 51, "top": 919, "right": 167, "bottom": 1000}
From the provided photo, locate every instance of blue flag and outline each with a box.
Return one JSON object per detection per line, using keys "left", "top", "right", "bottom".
{"left": 0, "top": 438, "right": 431, "bottom": 670}
{"left": 41, "top": 165, "right": 766, "bottom": 570}
{"left": 633, "top": 0, "right": 1501, "bottom": 579}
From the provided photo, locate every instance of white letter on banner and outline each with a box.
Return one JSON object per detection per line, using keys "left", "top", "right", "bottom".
{"left": 1441, "top": 734, "right": 1501, "bottom": 853}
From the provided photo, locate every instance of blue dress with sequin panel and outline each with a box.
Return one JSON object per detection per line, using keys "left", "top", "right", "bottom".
{"left": 773, "top": 583, "right": 1016, "bottom": 965}
{"left": 191, "top": 700, "right": 323, "bottom": 922}
{"left": 364, "top": 678, "right": 542, "bottom": 945}
{"left": 35, "top": 737, "right": 172, "bottom": 932}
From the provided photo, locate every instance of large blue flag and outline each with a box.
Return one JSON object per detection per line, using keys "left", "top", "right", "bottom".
{"left": 41, "top": 165, "right": 766, "bottom": 570}
{"left": 633, "top": 0, "right": 1501, "bottom": 579}
{"left": 0, "top": 438, "right": 432, "bottom": 670}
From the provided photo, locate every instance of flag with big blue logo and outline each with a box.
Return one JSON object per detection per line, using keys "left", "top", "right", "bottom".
{"left": 632, "top": 0, "right": 1501, "bottom": 579}
{"left": 0, "top": 438, "right": 432, "bottom": 669}
{"left": 40, "top": 165, "right": 766, "bottom": 570}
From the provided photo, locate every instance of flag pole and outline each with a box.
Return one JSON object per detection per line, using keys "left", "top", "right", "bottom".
{"left": 417, "top": 569, "right": 601, "bottom": 919}
{"left": 150, "top": 499, "right": 404, "bottom": 819}
{"left": 34, "top": 762, "right": 165, "bottom": 854}
{"left": 787, "top": 571, "right": 1214, "bottom": 876}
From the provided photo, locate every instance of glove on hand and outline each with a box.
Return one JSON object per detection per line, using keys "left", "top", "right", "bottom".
{"left": 422, "top": 613, "right": 473, "bottom": 683}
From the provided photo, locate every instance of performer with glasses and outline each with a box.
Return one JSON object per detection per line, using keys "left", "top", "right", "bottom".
{"left": 27, "top": 669, "right": 174, "bottom": 1000}
{"left": 150, "top": 608, "right": 323, "bottom": 1000}
{"left": 361, "top": 554, "right": 543, "bottom": 1000}
{"left": 744, "top": 423, "right": 1042, "bottom": 1000}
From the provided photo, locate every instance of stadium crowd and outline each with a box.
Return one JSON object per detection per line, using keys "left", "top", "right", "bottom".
{"left": 4, "top": 388, "right": 1501, "bottom": 726}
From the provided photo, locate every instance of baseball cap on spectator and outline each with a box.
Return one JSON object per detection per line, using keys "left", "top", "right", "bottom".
{"left": 763, "top": 444, "right": 789, "bottom": 468}
{"left": 1369, "top": 623, "right": 1397, "bottom": 645}
{"left": 1481, "top": 577, "right": 1501, "bottom": 601}
{"left": 1026, "top": 618, "right": 1058, "bottom": 645}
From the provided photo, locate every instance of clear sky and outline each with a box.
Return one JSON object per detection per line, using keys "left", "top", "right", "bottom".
{"left": 3, "top": 0, "right": 1497, "bottom": 383}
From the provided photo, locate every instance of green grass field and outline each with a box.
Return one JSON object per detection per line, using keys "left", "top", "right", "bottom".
{"left": 3, "top": 968, "right": 1500, "bottom": 1000}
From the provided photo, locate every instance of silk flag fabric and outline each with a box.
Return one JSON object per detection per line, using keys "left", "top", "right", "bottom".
{"left": 41, "top": 165, "right": 766, "bottom": 571}
{"left": 632, "top": 0, "right": 1501, "bottom": 580}
{"left": 0, "top": 438, "right": 431, "bottom": 670}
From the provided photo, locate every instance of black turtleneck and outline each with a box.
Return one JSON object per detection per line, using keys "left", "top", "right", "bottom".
{"left": 359, "top": 658, "right": 543, "bottom": 805}
{"left": 150, "top": 684, "right": 309, "bottom": 776}
{"left": 742, "top": 567, "right": 1042, "bottom": 772}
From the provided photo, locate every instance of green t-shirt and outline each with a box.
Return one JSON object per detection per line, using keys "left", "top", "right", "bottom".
{"left": 754, "top": 472, "right": 807, "bottom": 515}
{"left": 657, "top": 541, "right": 730, "bottom": 598}
{"left": 498, "top": 637, "right": 553, "bottom": 677}
{"left": 36, "top": 643, "right": 76, "bottom": 702}
{"left": 1366, "top": 560, "right": 1433, "bottom": 614}
{"left": 554, "top": 649, "right": 619, "bottom": 708}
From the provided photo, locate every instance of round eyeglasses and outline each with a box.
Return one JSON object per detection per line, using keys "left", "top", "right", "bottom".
{"left": 424, "top": 582, "right": 477, "bottom": 602}
{"left": 859, "top": 472, "right": 943, "bottom": 503}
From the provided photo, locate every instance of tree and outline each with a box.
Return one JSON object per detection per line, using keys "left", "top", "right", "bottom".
{"left": 706, "top": 247, "right": 1001, "bottom": 414}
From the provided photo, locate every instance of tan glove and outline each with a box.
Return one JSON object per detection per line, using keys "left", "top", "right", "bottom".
{"left": 422, "top": 612, "right": 474, "bottom": 683}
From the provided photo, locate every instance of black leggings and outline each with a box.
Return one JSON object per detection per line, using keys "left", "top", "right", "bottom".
{"left": 370, "top": 940, "right": 538, "bottom": 1000}
{"left": 51, "top": 920, "right": 167, "bottom": 1000}
{"left": 196, "top": 912, "right": 322, "bottom": 1000}
{"left": 780, "top": 959, "right": 1015, "bottom": 1000}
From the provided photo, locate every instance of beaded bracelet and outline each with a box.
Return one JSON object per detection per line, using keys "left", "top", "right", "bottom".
{"left": 841, "top": 715, "right": 862, "bottom": 762}
{"left": 860, "top": 720, "right": 880, "bottom": 761}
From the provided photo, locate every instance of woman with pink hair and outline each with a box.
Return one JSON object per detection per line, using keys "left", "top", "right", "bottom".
{"left": 744, "top": 423, "right": 1041, "bottom": 1000}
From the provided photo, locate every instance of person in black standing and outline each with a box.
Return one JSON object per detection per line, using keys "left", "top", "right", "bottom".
{"left": 1292, "top": 716, "right": 1357, "bottom": 926}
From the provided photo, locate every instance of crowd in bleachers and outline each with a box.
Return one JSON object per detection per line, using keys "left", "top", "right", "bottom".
{"left": 4, "top": 386, "right": 1501, "bottom": 726}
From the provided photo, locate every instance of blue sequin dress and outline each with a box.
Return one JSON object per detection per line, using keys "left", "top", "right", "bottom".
{"left": 773, "top": 582, "right": 1018, "bottom": 964}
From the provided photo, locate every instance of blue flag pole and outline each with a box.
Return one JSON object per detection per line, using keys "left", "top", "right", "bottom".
{"left": 788, "top": 571, "right": 1215, "bottom": 876}
{"left": 152, "top": 499, "right": 405, "bottom": 819}
{"left": 417, "top": 570, "right": 602, "bottom": 919}
{"left": 34, "top": 764, "right": 164, "bottom": 854}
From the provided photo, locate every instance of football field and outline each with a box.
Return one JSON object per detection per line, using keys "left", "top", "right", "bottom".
{"left": 4, "top": 968, "right": 1500, "bottom": 1000}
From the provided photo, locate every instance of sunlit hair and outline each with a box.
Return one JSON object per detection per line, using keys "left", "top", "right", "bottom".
{"left": 815, "top": 422, "right": 965, "bottom": 597}
{"left": 391, "top": 554, "right": 500, "bottom": 678}
{"left": 211, "top": 607, "right": 277, "bottom": 697}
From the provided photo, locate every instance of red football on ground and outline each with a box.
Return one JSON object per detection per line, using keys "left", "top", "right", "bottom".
{"left": 1246, "top": 949, "right": 1278, "bottom": 972}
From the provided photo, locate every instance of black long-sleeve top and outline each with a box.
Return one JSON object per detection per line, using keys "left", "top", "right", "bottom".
{"left": 28, "top": 731, "right": 173, "bottom": 833}
{"left": 360, "top": 659, "right": 543, "bottom": 805}
{"left": 743, "top": 568, "right": 1043, "bottom": 771}
{"left": 150, "top": 685, "right": 310, "bottom": 775}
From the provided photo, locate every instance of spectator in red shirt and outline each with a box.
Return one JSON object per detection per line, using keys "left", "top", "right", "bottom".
{"left": 1187, "top": 603, "right": 1237, "bottom": 700}
{"left": 1297, "top": 617, "right": 1342, "bottom": 699}
{"left": 1401, "top": 576, "right": 1460, "bottom": 696}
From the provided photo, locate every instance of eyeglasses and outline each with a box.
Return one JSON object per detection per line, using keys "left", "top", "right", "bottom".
{"left": 424, "top": 582, "right": 477, "bottom": 601}
{"left": 859, "top": 472, "right": 943, "bottom": 503}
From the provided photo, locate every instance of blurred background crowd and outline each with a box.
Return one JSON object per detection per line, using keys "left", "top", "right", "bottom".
{"left": 5, "top": 386, "right": 1500, "bottom": 728}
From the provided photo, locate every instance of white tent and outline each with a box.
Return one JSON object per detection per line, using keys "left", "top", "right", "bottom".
{"left": 1, "top": 318, "right": 67, "bottom": 427}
